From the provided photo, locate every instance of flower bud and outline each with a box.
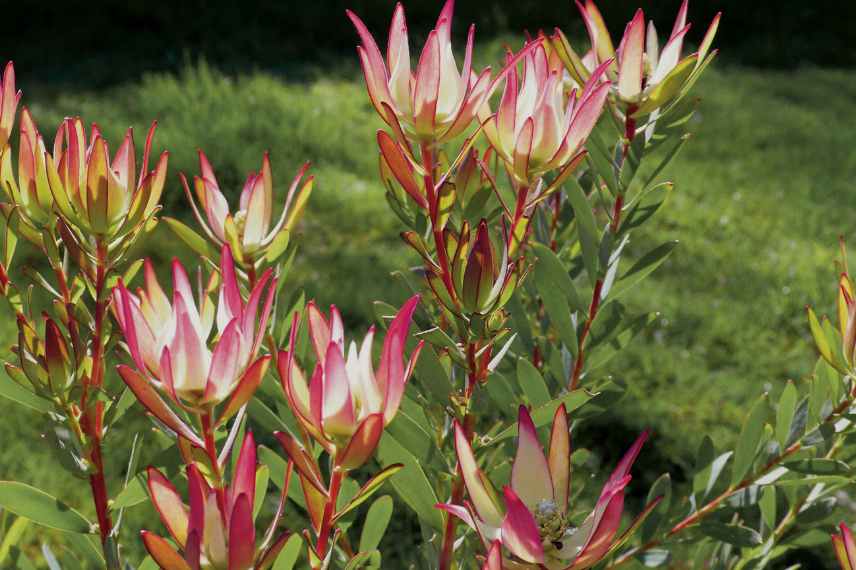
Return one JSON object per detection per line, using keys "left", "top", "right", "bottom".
{"left": 479, "top": 42, "right": 610, "bottom": 185}
{"left": 277, "top": 296, "right": 422, "bottom": 470}
{"left": 113, "top": 245, "right": 275, "bottom": 438}
{"left": 438, "top": 406, "right": 655, "bottom": 568}
{"left": 0, "top": 62, "right": 20, "bottom": 153}
{"left": 48, "top": 118, "right": 168, "bottom": 239}
{"left": 179, "top": 151, "right": 313, "bottom": 265}
{"left": 348, "top": 1, "right": 493, "bottom": 143}
{"left": 552, "top": 0, "right": 720, "bottom": 119}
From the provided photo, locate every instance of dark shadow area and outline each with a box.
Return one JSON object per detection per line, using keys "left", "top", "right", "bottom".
{"left": 5, "top": 0, "right": 854, "bottom": 89}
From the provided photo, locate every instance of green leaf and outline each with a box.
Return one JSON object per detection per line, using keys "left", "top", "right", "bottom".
{"left": 759, "top": 486, "right": 776, "bottom": 530}
{"left": 566, "top": 178, "right": 600, "bottom": 284}
{"left": 783, "top": 458, "right": 851, "bottom": 476}
{"left": 641, "top": 132, "right": 690, "bottom": 190}
{"left": 64, "top": 534, "right": 104, "bottom": 568}
{"left": 586, "top": 312, "right": 656, "bottom": 371}
{"left": 516, "top": 358, "right": 550, "bottom": 407}
{"left": 622, "top": 183, "right": 673, "bottom": 232}
{"left": 265, "top": 229, "right": 291, "bottom": 263}
{"left": 531, "top": 243, "right": 585, "bottom": 312}
{"left": 272, "top": 534, "right": 303, "bottom": 570}
{"left": 258, "top": 446, "right": 305, "bottom": 509}
{"left": 775, "top": 475, "right": 851, "bottom": 487}
{"left": 344, "top": 551, "right": 381, "bottom": 570}
{"left": 412, "top": 345, "right": 453, "bottom": 402}
{"left": 775, "top": 381, "right": 798, "bottom": 449}
{"left": 731, "top": 394, "right": 769, "bottom": 487}
{"left": 0, "top": 373, "right": 50, "bottom": 413}
{"left": 0, "top": 481, "right": 92, "bottom": 533}
{"left": 606, "top": 241, "right": 678, "bottom": 303}
{"left": 693, "top": 448, "right": 732, "bottom": 500}
{"left": 137, "top": 556, "right": 159, "bottom": 570}
{"left": 699, "top": 521, "right": 763, "bottom": 547}
{"left": 254, "top": 465, "right": 270, "bottom": 518}
{"left": 112, "top": 476, "right": 147, "bottom": 509}
{"left": 0, "top": 516, "right": 29, "bottom": 563}
{"left": 162, "top": 217, "right": 217, "bottom": 259}
{"left": 359, "top": 496, "right": 394, "bottom": 553}
{"left": 333, "top": 464, "right": 403, "bottom": 522}
{"left": 535, "top": 272, "right": 578, "bottom": 354}
{"left": 375, "top": 434, "right": 443, "bottom": 531}
{"left": 640, "top": 474, "right": 672, "bottom": 543}
{"left": 486, "top": 390, "right": 593, "bottom": 446}
{"left": 247, "top": 397, "right": 291, "bottom": 434}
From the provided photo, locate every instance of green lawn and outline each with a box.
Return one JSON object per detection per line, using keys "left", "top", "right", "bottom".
{"left": 2, "top": 59, "right": 855, "bottom": 565}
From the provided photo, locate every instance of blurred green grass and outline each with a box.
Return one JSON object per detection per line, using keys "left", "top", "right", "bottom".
{"left": 2, "top": 57, "right": 855, "bottom": 565}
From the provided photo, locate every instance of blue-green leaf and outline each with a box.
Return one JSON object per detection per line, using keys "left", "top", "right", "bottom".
{"left": 0, "top": 481, "right": 92, "bottom": 533}
{"left": 359, "top": 496, "right": 394, "bottom": 553}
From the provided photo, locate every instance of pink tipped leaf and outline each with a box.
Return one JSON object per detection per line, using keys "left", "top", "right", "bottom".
{"left": 306, "top": 301, "right": 331, "bottom": 361}
{"left": 228, "top": 494, "right": 256, "bottom": 570}
{"left": 548, "top": 404, "right": 571, "bottom": 513}
{"left": 616, "top": 9, "right": 645, "bottom": 100}
{"left": 218, "top": 355, "right": 271, "bottom": 425}
{"left": 117, "top": 365, "right": 203, "bottom": 446}
{"left": 500, "top": 486, "right": 544, "bottom": 564}
{"left": 510, "top": 405, "right": 553, "bottom": 510}
{"left": 273, "top": 431, "right": 328, "bottom": 496}
{"left": 141, "top": 531, "right": 192, "bottom": 570}
{"left": 483, "top": 540, "right": 503, "bottom": 570}
{"left": 337, "top": 413, "right": 385, "bottom": 471}
{"left": 377, "top": 294, "right": 420, "bottom": 423}
{"left": 347, "top": 10, "right": 394, "bottom": 115}
{"left": 322, "top": 343, "right": 356, "bottom": 437}
{"left": 147, "top": 467, "right": 189, "bottom": 547}
{"left": 412, "top": 30, "right": 442, "bottom": 135}
{"left": 453, "top": 421, "right": 504, "bottom": 528}
{"left": 203, "top": 317, "right": 242, "bottom": 403}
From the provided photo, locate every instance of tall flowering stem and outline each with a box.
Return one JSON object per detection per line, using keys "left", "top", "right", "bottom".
{"left": 0, "top": 91, "right": 168, "bottom": 566}
{"left": 276, "top": 296, "right": 421, "bottom": 568}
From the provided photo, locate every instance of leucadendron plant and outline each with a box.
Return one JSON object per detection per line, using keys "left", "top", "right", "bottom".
{"left": 0, "top": 3, "right": 854, "bottom": 570}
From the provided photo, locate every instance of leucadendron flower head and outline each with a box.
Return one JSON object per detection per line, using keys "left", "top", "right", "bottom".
{"left": 143, "top": 432, "right": 292, "bottom": 570}
{"left": 347, "top": 0, "right": 494, "bottom": 143}
{"left": 551, "top": 0, "right": 720, "bottom": 119}
{"left": 479, "top": 41, "right": 610, "bottom": 186}
{"left": 276, "top": 295, "right": 422, "bottom": 471}
{"left": 833, "top": 523, "right": 856, "bottom": 570}
{"left": 179, "top": 150, "right": 313, "bottom": 265}
{"left": 438, "top": 405, "right": 657, "bottom": 569}
{"left": 0, "top": 62, "right": 20, "bottom": 153}
{"left": 808, "top": 242, "right": 856, "bottom": 375}
{"left": 44, "top": 117, "right": 167, "bottom": 240}
{"left": 113, "top": 245, "right": 274, "bottom": 442}
{"left": 1, "top": 109, "right": 56, "bottom": 231}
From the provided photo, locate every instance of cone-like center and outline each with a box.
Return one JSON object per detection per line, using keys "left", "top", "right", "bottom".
{"left": 233, "top": 210, "right": 247, "bottom": 236}
{"left": 534, "top": 500, "right": 570, "bottom": 546}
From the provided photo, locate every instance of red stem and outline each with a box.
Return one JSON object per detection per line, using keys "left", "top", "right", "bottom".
{"left": 569, "top": 279, "right": 603, "bottom": 390}
{"left": 82, "top": 239, "right": 113, "bottom": 547}
{"left": 420, "top": 142, "right": 456, "bottom": 302}
{"left": 623, "top": 104, "right": 638, "bottom": 158}
{"left": 201, "top": 412, "right": 229, "bottom": 526}
{"left": 438, "top": 413, "right": 474, "bottom": 570}
{"left": 314, "top": 469, "right": 345, "bottom": 568}
{"left": 609, "top": 395, "right": 855, "bottom": 567}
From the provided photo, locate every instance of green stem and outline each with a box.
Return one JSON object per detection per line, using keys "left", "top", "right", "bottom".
{"left": 610, "top": 393, "right": 855, "bottom": 567}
